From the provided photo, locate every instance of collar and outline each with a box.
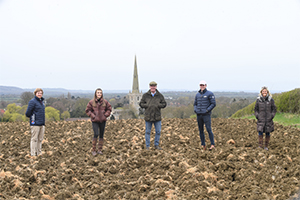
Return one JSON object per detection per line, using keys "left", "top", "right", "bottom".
{"left": 35, "top": 96, "right": 44, "bottom": 101}
{"left": 259, "top": 94, "right": 271, "bottom": 102}
{"left": 96, "top": 98, "right": 103, "bottom": 103}
{"left": 199, "top": 88, "right": 207, "bottom": 94}
{"left": 147, "top": 89, "right": 158, "bottom": 95}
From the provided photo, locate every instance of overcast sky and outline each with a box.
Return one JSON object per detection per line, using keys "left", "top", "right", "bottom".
{"left": 0, "top": 0, "right": 299, "bottom": 93}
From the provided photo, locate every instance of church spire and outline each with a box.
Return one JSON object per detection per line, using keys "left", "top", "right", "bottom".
{"left": 132, "top": 55, "right": 139, "bottom": 93}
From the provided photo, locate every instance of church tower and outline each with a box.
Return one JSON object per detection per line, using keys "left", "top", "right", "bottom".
{"left": 132, "top": 55, "right": 140, "bottom": 93}
{"left": 128, "top": 55, "right": 143, "bottom": 112}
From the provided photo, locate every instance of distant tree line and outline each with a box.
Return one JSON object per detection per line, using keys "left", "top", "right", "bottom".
{"left": 161, "top": 96, "right": 254, "bottom": 119}
{"left": 1, "top": 103, "right": 60, "bottom": 122}
{"left": 0, "top": 92, "right": 80, "bottom": 122}
{"left": 0, "top": 91, "right": 260, "bottom": 122}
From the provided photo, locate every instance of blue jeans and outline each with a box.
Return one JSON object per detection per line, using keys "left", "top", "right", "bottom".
{"left": 197, "top": 114, "right": 215, "bottom": 146}
{"left": 259, "top": 131, "right": 270, "bottom": 136}
{"left": 145, "top": 121, "right": 161, "bottom": 147}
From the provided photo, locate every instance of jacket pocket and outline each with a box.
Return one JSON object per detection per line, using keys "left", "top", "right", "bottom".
{"left": 91, "top": 110, "right": 99, "bottom": 122}
{"left": 31, "top": 114, "right": 36, "bottom": 125}
{"left": 100, "top": 111, "right": 107, "bottom": 121}
{"left": 257, "top": 123, "right": 264, "bottom": 132}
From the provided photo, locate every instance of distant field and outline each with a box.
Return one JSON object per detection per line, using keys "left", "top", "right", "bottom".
{"left": 0, "top": 97, "right": 20, "bottom": 102}
{"left": 239, "top": 113, "right": 300, "bottom": 128}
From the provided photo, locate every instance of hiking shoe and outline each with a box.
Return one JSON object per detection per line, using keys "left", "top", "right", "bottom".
{"left": 155, "top": 145, "right": 162, "bottom": 150}
{"left": 209, "top": 145, "right": 215, "bottom": 151}
{"left": 97, "top": 150, "right": 103, "bottom": 155}
{"left": 146, "top": 147, "right": 150, "bottom": 150}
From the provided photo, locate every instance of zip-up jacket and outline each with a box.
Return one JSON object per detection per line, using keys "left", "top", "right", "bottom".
{"left": 194, "top": 88, "right": 216, "bottom": 115}
{"left": 86, "top": 98, "right": 112, "bottom": 123}
{"left": 25, "top": 96, "right": 45, "bottom": 126}
{"left": 254, "top": 95, "right": 276, "bottom": 133}
{"left": 139, "top": 89, "right": 167, "bottom": 121}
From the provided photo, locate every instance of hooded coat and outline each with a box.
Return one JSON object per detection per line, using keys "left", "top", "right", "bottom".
{"left": 254, "top": 94, "right": 277, "bottom": 133}
{"left": 139, "top": 89, "right": 167, "bottom": 122}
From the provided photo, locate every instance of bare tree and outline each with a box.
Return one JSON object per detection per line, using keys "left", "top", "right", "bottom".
{"left": 67, "top": 92, "right": 72, "bottom": 100}
{"left": 0, "top": 100, "right": 9, "bottom": 109}
{"left": 20, "top": 92, "right": 34, "bottom": 106}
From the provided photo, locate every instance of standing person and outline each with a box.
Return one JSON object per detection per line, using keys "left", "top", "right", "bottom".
{"left": 139, "top": 81, "right": 167, "bottom": 150}
{"left": 194, "top": 80, "right": 216, "bottom": 151}
{"left": 25, "top": 88, "right": 45, "bottom": 157}
{"left": 254, "top": 86, "right": 276, "bottom": 150}
{"left": 86, "top": 88, "right": 112, "bottom": 156}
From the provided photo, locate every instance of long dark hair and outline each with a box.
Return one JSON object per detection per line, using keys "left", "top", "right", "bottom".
{"left": 92, "top": 88, "right": 106, "bottom": 107}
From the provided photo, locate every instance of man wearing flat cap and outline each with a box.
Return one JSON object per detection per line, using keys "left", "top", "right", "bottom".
{"left": 139, "top": 81, "right": 167, "bottom": 150}
{"left": 194, "top": 80, "right": 216, "bottom": 151}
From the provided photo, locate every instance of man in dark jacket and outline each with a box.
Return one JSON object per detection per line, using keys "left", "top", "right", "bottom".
{"left": 139, "top": 81, "right": 167, "bottom": 150}
{"left": 25, "top": 88, "right": 45, "bottom": 156}
{"left": 194, "top": 80, "right": 216, "bottom": 150}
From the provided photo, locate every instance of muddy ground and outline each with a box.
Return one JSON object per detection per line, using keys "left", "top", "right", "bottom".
{"left": 0, "top": 118, "right": 300, "bottom": 200}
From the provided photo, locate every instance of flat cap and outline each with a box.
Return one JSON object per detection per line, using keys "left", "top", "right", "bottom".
{"left": 149, "top": 81, "right": 157, "bottom": 86}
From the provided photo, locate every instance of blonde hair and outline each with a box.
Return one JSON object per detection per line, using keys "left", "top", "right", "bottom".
{"left": 34, "top": 88, "right": 43, "bottom": 95}
{"left": 260, "top": 86, "right": 272, "bottom": 97}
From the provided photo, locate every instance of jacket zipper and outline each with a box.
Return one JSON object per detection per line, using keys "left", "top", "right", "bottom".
{"left": 264, "top": 98, "right": 267, "bottom": 129}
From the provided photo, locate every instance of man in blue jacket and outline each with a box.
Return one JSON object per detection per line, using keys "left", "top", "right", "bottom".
{"left": 25, "top": 88, "right": 45, "bottom": 156}
{"left": 194, "top": 80, "right": 216, "bottom": 150}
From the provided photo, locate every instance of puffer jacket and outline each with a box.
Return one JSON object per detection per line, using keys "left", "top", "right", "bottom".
{"left": 86, "top": 98, "right": 112, "bottom": 123}
{"left": 254, "top": 95, "right": 277, "bottom": 133}
{"left": 194, "top": 89, "right": 216, "bottom": 115}
{"left": 25, "top": 96, "right": 45, "bottom": 126}
{"left": 139, "top": 89, "right": 167, "bottom": 121}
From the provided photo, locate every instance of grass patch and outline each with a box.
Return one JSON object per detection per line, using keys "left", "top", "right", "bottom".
{"left": 238, "top": 113, "right": 300, "bottom": 128}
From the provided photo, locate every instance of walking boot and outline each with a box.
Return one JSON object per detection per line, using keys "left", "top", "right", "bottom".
{"left": 258, "top": 135, "right": 263, "bottom": 148}
{"left": 97, "top": 138, "right": 103, "bottom": 154}
{"left": 92, "top": 138, "right": 97, "bottom": 156}
{"left": 209, "top": 145, "right": 215, "bottom": 151}
{"left": 154, "top": 145, "right": 162, "bottom": 150}
{"left": 265, "top": 135, "right": 270, "bottom": 151}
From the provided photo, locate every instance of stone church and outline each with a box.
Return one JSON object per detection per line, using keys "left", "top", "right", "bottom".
{"left": 127, "top": 55, "right": 143, "bottom": 113}
{"left": 112, "top": 56, "right": 142, "bottom": 120}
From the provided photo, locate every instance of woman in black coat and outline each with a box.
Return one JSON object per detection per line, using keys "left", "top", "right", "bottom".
{"left": 254, "top": 86, "right": 277, "bottom": 150}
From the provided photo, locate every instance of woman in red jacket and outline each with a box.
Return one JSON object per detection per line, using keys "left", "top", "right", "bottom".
{"left": 86, "top": 88, "right": 112, "bottom": 156}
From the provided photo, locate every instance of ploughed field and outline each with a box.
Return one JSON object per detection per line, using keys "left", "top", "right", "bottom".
{"left": 1, "top": 118, "right": 300, "bottom": 200}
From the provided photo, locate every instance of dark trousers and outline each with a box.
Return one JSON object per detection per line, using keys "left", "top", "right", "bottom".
{"left": 92, "top": 121, "right": 106, "bottom": 139}
{"left": 259, "top": 131, "right": 270, "bottom": 136}
{"left": 197, "top": 114, "right": 215, "bottom": 146}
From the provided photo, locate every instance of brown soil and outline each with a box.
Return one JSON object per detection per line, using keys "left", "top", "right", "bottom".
{"left": 0, "top": 118, "right": 300, "bottom": 199}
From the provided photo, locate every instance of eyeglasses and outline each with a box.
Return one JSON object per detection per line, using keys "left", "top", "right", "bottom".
{"left": 200, "top": 84, "right": 205, "bottom": 86}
